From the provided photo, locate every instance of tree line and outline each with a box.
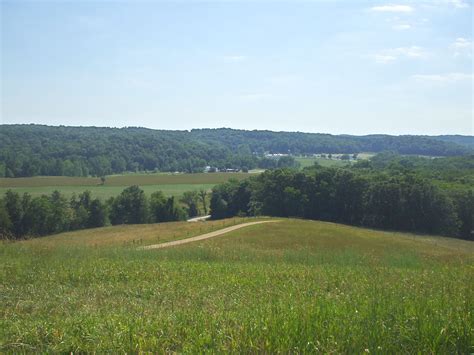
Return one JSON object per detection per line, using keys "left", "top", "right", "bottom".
{"left": 1, "top": 125, "right": 471, "bottom": 177}
{"left": 0, "top": 186, "right": 209, "bottom": 240}
{"left": 209, "top": 166, "right": 473, "bottom": 240}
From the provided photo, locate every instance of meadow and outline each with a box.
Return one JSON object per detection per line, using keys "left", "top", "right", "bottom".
{"left": 1, "top": 218, "right": 472, "bottom": 353}
{"left": 295, "top": 153, "right": 374, "bottom": 169}
{"left": 0, "top": 172, "right": 250, "bottom": 199}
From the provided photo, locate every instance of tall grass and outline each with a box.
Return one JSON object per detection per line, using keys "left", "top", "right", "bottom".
{"left": 1, "top": 219, "right": 473, "bottom": 352}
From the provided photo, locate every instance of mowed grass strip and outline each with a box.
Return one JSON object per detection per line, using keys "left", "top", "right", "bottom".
{"left": 0, "top": 183, "right": 216, "bottom": 200}
{"left": 0, "top": 172, "right": 250, "bottom": 188}
{"left": 1, "top": 219, "right": 473, "bottom": 353}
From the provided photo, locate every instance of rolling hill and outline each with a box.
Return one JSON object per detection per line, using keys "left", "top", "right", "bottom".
{"left": 1, "top": 124, "right": 472, "bottom": 177}
{"left": 1, "top": 218, "right": 472, "bottom": 352}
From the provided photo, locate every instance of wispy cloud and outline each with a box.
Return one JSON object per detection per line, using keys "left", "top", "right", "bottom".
{"left": 370, "top": 4, "right": 414, "bottom": 13}
{"left": 374, "top": 46, "right": 428, "bottom": 64}
{"left": 392, "top": 24, "right": 412, "bottom": 30}
{"left": 424, "top": 0, "right": 470, "bottom": 9}
{"left": 451, "top": 37, "right": 472, "bottom": 57}
{"left": 412, "top": 73, "right": 473, "bottom": 82}
{"left": 375, "top": 54, "right": 397, "bottom": 64}
{"left": 392, "top": 46, "right": 427, "bottom": 58}
{"left": 448, "top": 0, "right": 470, "bottom": 8}
{"left": 452, "top": 37, "right": 471, "bottom": 49}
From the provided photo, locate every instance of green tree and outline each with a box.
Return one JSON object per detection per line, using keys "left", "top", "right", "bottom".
{"left": 25, "top": 196, "right": 54, "bottom": 236}
{"left": 180, "top": 191, "right": 199, "bottom": 218}
{"left": 70, "top": 192, "right": 91, "bottom": 229}
{"left": 49, "top": 190, "right": 71, "bottom": 233}
{"left": 210, "top": 191, "right": 228, "bottom": 220}
{"left": 109, "top": 186, "right": 148, "bottom": 225}
{"left": 0, "top": 198, "right": 12, "bottom": 239}
{"left": 198, "top": 189, "right": 208, "bottom": 215}
{"left": 88, "top": 199, "right": 107, "bottom": 227}
{"left": 149, "top": 191, "right": 168, "bottom": 222}
{"left": 453, "top": 191, "right": 474, "bottom": 240}
{"left": 283, "top": 186, "right": 307, "bottom": 217}
{"left": 4, "top": 190, "right": 23, "bottom": 238}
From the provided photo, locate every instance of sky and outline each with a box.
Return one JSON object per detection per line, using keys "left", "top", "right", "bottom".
{"left": 1, "top": 0, "right": 473, "bottom": 135}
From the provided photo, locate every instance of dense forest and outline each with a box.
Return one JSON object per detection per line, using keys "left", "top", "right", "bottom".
{"left": 1, "top": 125, "right": 472, "bottom": 177}
{"left": 209, "top": 154, "right": 474, "bottom": 240}
{"left": 430, "top": 135, "right": 474, "bottom": 149}
{"left": 0, "top": 186, "right": 207, "bottom": 239}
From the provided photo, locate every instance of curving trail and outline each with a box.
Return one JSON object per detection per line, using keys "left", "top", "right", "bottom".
{"left": 140, "top": 220, "right": 280, "bottom": 250}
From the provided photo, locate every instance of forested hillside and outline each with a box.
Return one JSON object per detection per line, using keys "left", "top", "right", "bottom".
{"left": 431, "top": 135, "right": 474, "bottom": 149}
{"left": 190, "top": 129, "right": 473, "bottom": 156}
{"left": 209, "top": 154, "right": 474, "bottom": 241}
{"left": 0, "top": 124, "right": 472, "bottom": 177}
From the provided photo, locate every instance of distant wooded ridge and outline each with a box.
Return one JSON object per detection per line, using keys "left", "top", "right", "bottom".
{"left": 0, "top": 124, "right": 472, "bottom": 177}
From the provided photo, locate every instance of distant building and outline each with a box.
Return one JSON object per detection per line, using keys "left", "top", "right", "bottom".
{"left": 264, "top": 153, "right": 289, "bottom": 159}
{"left": 203, "top": 166, "right": 218, "bottom": 173}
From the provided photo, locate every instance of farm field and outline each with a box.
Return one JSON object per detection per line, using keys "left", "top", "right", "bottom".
{"left": 295, "top": 153, "right": 375, "bottom": 169}
{"left": 295, "top": 156, "right": 350, "bottom": 168}
{"left": 0, "top": 172, "right": 250, "bottom": 199}
{"left": 1, "top": 218, "right": 472, "bottom": 353}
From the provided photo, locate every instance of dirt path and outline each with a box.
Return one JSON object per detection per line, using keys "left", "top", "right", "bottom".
{"left": 140, "top": 220, "right": 279, "bottom": 250}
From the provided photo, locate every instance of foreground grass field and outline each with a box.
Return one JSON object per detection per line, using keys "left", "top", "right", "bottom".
{"left": 0, "top": 172, "right": 250, "bottom": 199}
{"left": 1, "top": 219, "right": 473, "bottom": 352}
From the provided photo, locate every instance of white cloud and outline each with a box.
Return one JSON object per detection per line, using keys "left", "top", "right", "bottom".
{"left": 421, "top": 0, "right": 470, "bottom": 9}
{"left": 375, "top": 54, "right": 397, "bottom": 64}
{"left": 392, "top": 46, "right": 427, "bottom": 58}
{"left": 370, "top": 4, "right": 414, "bottom": 13}
{"left": 451, "top": 38, "right": 472, "bottom": 57}
{"left": 222, "top": 55, "right": 247, "bottom": 63}
{"left": 412, "top": 73, "right": 473, "bottom": 82}
{"left": 448, "top": 0, "right": 470, "bottom": 8}
{"left": 452, "top": 37, "right": 471, "bottom": 49}
{"left": 374, "top": 46, "right": 428, "bottom": 64}
{"left": 392, "top": 24, "right": 412, "bottom": 30}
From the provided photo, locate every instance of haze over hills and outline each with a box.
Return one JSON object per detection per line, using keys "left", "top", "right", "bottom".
{"left": 430, "top": 135, "right": 474, "bottom": 149}
{"left": 0, "top": 124, "right": 474, "bottom": 177}
{"left": 0, "top": 124, "right": 472, "bottom": 177}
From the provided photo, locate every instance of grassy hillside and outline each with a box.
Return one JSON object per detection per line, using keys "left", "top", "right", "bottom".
{"left": 1, "top": 219, "right": 473, "bottom": 352}
{"left": 0, "top": 172, "right": 250, "bottom": 199}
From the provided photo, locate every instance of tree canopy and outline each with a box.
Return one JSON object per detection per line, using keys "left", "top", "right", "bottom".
{"left": 1, "top": 125, "right": 471, "bottom": 177}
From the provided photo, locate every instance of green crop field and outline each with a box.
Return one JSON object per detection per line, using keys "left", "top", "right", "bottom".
{"left": 0, "top": 172, "right": 251, "bottom": 199}
{"left": 1, "top": 218, "right": 472, "bottom": 353}
{"left": 295, "top": 153, "right": 375, "bottom": 169}
{"left": 295, "top": 156, "right": 350, "bottom": 168}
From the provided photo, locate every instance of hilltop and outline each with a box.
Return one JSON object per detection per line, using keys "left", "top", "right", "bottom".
{"left": 0, "top": 124, "right": 472, "bottom": 177}
{"left": 1, "top": 218, "right": 472, "bottom": 352}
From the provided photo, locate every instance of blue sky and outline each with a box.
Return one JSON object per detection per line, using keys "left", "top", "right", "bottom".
{"left": 1, "top": 0, "right": 472, "bottom": 135}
